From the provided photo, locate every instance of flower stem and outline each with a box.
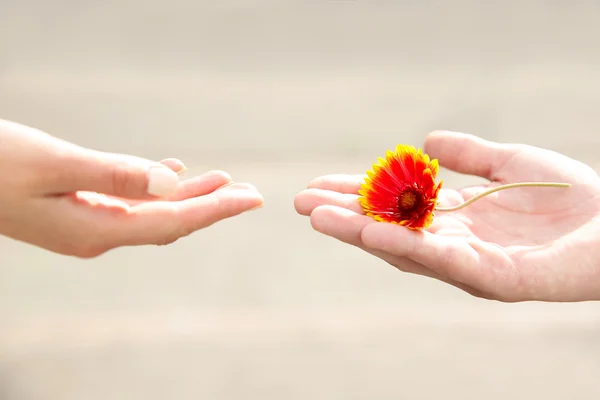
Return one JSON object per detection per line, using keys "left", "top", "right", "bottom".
{"left": 435, "top": 182, "right": 572, "bottom": 212}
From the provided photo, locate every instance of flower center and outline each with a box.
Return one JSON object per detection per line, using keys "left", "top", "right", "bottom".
{"left": 398, "top": 189, "right": 419, "bottom": 210}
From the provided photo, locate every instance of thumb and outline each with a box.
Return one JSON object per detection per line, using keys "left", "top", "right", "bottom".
{"left": 423, "top": 130, "right": 517, "bottom": 181}
{"left": 47, "top": 148, "right": 181, "bottom": 199}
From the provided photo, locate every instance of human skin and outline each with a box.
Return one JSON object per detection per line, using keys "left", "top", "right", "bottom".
{"left": 0, "top": 119, "right": 264, "bottom": 258}
{"left": 295, "top": 131, "right": 600, "bottom": 302}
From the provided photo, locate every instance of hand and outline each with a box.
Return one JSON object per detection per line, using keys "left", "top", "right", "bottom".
{"left": 0, "top": 119, "right": 263, "bottom": 257}
{"left": 295, "top": 131, "right": 600, "bottom": 302}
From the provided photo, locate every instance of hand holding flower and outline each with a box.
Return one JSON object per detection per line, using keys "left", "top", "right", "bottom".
{"left": 295, "top": 131, "right": 600, "bottom": 302}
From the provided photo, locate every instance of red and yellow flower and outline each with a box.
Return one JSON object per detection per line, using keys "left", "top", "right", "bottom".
{"left": 358, "top": 144, "right": 442, "bottom": 230}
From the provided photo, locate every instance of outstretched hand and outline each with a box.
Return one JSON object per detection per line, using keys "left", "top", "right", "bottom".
{"left": 0, "top": 119, "right": 263, "bottom": 257}
{"left": 295, "top": 131, "right": 600, "bottom": 302}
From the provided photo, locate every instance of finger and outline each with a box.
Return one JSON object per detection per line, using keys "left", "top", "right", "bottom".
{"left": 309, "top": 205, "right": 374, "bottom": 245}
{"left": 424, "top": 130, "right": 517, "bottom": 181}
{"left": 310, "top": 205, "right": 429, "bottom": 274}
{"left": 308, "top": 205, "right": 489, "bottom": 297}
{"left": 295, "top": 185, "right": 463, "bottom": 218}
{"left": 295, "top": 186, "right": 466, "bottom": 230}
{"left": 304, "top": 174, "right": 462, "bottom": 205}
{"left": 294, "top": 188, "right": 364, "bottom": 216}
{"left": 111, "top": 170, "right": 233, "bottom": 207}
{"left": 159, "top": 158, "right": 188, "bottom": 175}
{"left": 109, "top": 182, "right": 264, "bottom": 247}
{"left": 167, "top": 170, "right": 232, "bottom": 201}
{"left": 307, "top": 174, "right": 366, "bottom": 194}
{"left": 309, "top": 205, "right": 445, "bottom": 278}
{"left": 365, "top": 245, "right": 491, "bottom": 298}
{"left": 45, "top": 147, "right": 181, "bottom": 199}
{"left": 360, "top": 221, "right": 482, "bottom": 287}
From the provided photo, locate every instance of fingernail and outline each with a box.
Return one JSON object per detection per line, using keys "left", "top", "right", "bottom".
{"left": 176, "top": 166, "right": 188, "bottom": 176}
{"left": 159, "top": 158, "right": 187, "bottom": 175}
{"left": 428, "top": 130, "right": 450, "bottom": 137}
{"left": 147, "top": 166, "right": 179, "bottom": 197}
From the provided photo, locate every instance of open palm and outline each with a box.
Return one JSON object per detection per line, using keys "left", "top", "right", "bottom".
{"left": 295, "top": 131, "right": 600, "bottom": 302}
{"left": 0, "top": 119, "right": 264, "bottom": 258}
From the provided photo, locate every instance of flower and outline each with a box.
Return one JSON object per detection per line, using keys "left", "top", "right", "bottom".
{"left": 358, "top": 144, "right": 443, "bottom": 230}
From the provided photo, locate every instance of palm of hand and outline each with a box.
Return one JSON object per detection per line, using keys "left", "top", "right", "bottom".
{"left": 427, "top": 145, "right": 600, "bottom": 301}
{"left": 435, "top": 146, "right": 600, "bottom": 247}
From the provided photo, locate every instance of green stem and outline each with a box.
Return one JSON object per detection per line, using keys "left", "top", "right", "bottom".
{"left": 435, "top": 182, "right": 572, "bottom": 212}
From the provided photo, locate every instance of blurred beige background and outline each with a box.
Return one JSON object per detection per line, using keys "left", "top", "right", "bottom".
{"left": 1, "top": 0, "right": 600, "bottom": 399}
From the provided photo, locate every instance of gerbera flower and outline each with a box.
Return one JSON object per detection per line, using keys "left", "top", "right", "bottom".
{"left": 358, "top": 145, "right": 442, "bottom": 230}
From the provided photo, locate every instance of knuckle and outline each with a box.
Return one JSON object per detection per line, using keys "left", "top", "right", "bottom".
{"left": 438, "top": 243, "right": 463, "bottom": 278}
{"left": 154, "top": 227, "right": 190, "bottom": 246}
{"left": 154, "top": 235, "right": 180, "bottom": 246}
{"left": 440, "top": 245, "right": 456, "bottom": 267}
{"left": 108, "top": 161, "right": 144, "bottom": 196}
{"left": 152, "top": 205, "right": 191, "bottom": 246}
{"left": 155, "top": 226, "right": 183, "bottom": 246}
{"left": 109, "top": 163, "right": 132, "bottom": 195}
